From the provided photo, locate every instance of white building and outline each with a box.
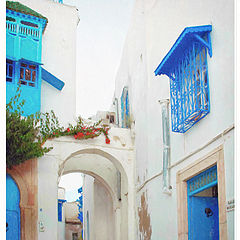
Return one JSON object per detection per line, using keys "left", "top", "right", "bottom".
{"left": 113, "top": 0, "right": 234, "bottom": 239}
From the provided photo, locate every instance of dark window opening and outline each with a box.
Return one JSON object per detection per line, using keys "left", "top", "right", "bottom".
{"left": 72, "top": 233, "right": 78, "bottom": 240}
{"left": 110, "top": 115, "right": 115, "bottom": 123}
{"left": 20, "top": 20, "right": 38, "bottom": 28}
{"left": 6, "top": 16, "right": 16, "bottom": 22}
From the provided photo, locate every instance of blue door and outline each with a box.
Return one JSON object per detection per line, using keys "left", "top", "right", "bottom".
{"left": 6, "top": 174, "right": 21, "bottom": 240}
{"left": 188, "top": 196, "right": 219, "bottom": 240}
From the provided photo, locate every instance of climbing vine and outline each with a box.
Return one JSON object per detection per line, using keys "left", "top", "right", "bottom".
{"left": 6, "top": 86, "right": 110, "bottom": 168}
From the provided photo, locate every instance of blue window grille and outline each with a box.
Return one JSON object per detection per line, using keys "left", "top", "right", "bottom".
{"left": 155, "top": 25, "right": 212, "bottom": 133}
{"left": 121, "top": 86, "right": 130, "bottom": 128}
{"left": 6, "top": 59, "right": 15, "bottom": 83}
{"left": 187, "top": 165, "right": 217, "bottom": 197}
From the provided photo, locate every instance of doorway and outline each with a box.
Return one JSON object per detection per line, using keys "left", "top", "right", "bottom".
{"left": 187, "top": 165, "right": 219, "bottom": 240}
{"left": 6, "top": 174, "right": 21, "bottom": 240}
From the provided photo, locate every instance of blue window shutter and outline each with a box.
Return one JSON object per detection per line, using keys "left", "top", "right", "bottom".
{"left": 41, "top": 67, "right": 65, "bottom": 91}
{"left": 155, "top": 25, "right": 212, "bottom": 133}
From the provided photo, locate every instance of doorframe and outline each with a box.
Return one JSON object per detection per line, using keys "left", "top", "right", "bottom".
{"left": 176, "top": 145, "right": 228, "bottom": 240}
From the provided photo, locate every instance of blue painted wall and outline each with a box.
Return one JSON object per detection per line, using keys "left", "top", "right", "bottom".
{"left": 6, "top": 9, "right": 46, "bottom": 116}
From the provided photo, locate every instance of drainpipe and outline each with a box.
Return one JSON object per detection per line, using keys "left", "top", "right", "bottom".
{"left": 159, "top": 99, "right": 171, "bottom": 194}
{"left": 114, "top": 97, "right": 119, "bottom": 126}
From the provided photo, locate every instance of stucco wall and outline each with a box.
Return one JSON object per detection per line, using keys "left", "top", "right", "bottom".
{"left": 93, "top": 179, "right": 115, "bottom": 240}
{"left": 114, "top": 0, "right": 234, "bottom": 239}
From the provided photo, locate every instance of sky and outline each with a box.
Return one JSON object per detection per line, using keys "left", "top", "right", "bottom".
{"left": 59, "top": 172, "right": 83, "bottom": 202}
{"left": 58, "top": 0, "right": 134, "bottom": 200}
{"left": 75, "top": 0, "right": 134, "bottom": 118}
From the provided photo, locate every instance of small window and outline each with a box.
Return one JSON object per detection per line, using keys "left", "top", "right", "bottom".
{"left": 72, "top": 233, "right": 78, "bottom": 240}
{"left": 121, "top": 87, "right": 130, "bottom": 128}
{"left": 110, "top": 115, "right": 115, "bottom": 124}
{"left": 6, "top": 59, "right": 14, "bottom": 83}
{"left": 20, "top": 20, "right": 38, "bottom": 28}
{"left": 6, "top": 16, "right": 16, "bottom": 22}
{"left": 20, "top": 62, "right": 37, "bottom": 87}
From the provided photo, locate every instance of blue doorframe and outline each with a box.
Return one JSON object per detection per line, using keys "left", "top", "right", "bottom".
{"left": 187, "top": 165, "right": 219, "bottom": 240}
{"left": 6, "top": 174, "right": 21, "bottom": 240}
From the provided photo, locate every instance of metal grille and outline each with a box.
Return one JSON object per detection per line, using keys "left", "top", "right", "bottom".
{"left": 187, "top": 165, "right": 217, "bottom": 196}
{"left": 170, "top": 42, "right": 210, "bottom": 133}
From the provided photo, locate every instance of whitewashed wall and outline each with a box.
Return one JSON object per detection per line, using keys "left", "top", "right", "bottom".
{"left": 83, "top": 175, "right": 95, "bottom": 240}
{"left": 38, "top": 127, "right": 135, "bottom": 240}
{"left": 114, "top": 0, "right": 234, "bottom": 239}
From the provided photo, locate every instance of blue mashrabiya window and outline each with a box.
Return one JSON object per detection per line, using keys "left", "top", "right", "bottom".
{"left": 121, "top": 86, "right": 130, "bottom": 128}
{"left": 155, "top": 25, "right": 212, "bottom": 133}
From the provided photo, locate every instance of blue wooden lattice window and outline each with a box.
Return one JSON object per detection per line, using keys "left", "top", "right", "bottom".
{"left": 121, "top": 86, "right": 130, "bottom": 128}
{"left": 155, "top": 25, "right": 212, "bottom": 133}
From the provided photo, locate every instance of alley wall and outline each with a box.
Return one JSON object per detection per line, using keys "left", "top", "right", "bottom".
{"left": 114, "top": 0, "right": 234, "bottom": 239}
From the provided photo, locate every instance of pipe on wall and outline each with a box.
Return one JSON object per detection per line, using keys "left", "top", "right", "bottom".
{"left": 159, "top": 99, "right": 171, "bottom": 194}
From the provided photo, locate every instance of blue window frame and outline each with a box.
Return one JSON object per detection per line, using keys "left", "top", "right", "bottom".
{"left": 121, "top": 86, "right": 130, "bottom": 128}
{"left": 58, "top": 199, "right": 66, "bottom": 222}
{"left": 6, "top": 59, "right": 15, "bottom": 83}
{"left": 187, "top": 165, "right": 219, "bottom": 240}
{"left": 155, "top": 25, "right": 212, "bottom": 133}
{"left": 19, "top": 62, "right": 38, "bottom": 88}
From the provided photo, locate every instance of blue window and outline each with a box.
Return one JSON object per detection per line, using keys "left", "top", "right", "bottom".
{"left": 6, "top": 2, "right": 65, "bottom": 116}
{"left": 6, "top": 59, "right": 15, "bottom": 83}
{"left": 19, "top": 62, "right": 38, "bottom": 88}
{"left": 155, "top": 25, "right": 212, "bottom": 133}
{"left": 58, "top": 199, "right": 66, "bottom": 222}
{"left": 121, "top": 86, "right": 130, "bottom": 128}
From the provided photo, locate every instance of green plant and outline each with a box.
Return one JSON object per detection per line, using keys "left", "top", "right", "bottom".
{"left": 6, "top": 86, "right": 111, "bottom": 168}
{"left": 6, "top": 86, "right": 50, "bottom": 168}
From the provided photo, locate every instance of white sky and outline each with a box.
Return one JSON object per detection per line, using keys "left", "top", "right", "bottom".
{"left": 59, "top": 172, "right": 83, "bottom": 202}
{"left": 58, "top": 0, "right": 134, "bottom": 202}
{"left": 75, "top": 0, "right": 134, "bottom": 118}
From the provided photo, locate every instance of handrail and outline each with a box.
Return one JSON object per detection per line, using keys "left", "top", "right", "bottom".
{"left": 6, "top": 21, "right": 40, "bottom": 40}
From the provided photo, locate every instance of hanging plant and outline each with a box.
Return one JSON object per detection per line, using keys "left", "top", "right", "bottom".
{"left": 6, "top": 86, "right": 110, "bottom": 168}
{"left": 38, "top": 112, "right": 110, "bottom": 144}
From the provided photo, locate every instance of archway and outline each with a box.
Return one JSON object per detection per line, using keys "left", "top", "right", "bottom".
{"left": 58, "top": 148, "right": 130, "bottom": 240}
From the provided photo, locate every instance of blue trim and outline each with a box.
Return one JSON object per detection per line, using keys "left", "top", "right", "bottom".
{"left": 121, "top": 86, "right": 129, "bottom": 128}
{"left": 187, "top": 165, "right": 218, "bottom": 240}
{"left": 58, "top": 199, "right": 66, "bottom": 222}
{"left": 6, "top": 9, "right": 47, "bottom": 31}
{"left": 20, "top": 58, "right": 43, "bottom": 65}
{"left": 41, "top": 68, "right": 65, "bottom": 91}
{"left": 6, "top": 174, "right": 21, "bottom": 240}
{"left": 154, "top": 25, "right": 212, "bottom": 76}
